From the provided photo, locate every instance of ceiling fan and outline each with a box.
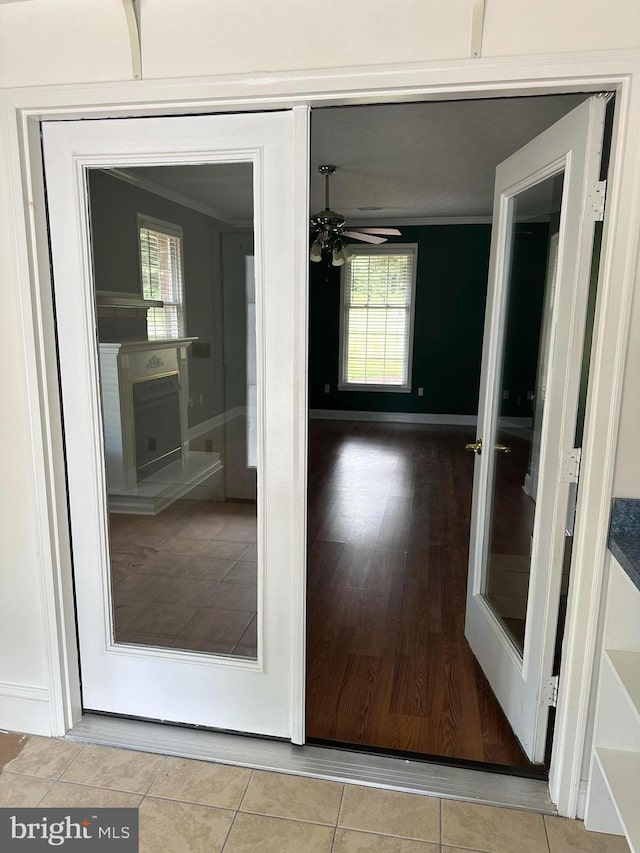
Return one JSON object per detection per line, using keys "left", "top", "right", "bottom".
{"left": 309, "top": 165, "right": 401, "bottom": 266}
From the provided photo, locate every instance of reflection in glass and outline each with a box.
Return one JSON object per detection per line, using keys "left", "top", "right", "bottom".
{"left": 483, "top": 172, "right": 564, "bottom": 654}
{"left": 88, "top": 163, "right": 258, "bottom": 659}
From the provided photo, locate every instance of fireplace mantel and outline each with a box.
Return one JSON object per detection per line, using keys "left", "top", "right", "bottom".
{"left": 100, "top": 337, "right": 198, "bottom": 352}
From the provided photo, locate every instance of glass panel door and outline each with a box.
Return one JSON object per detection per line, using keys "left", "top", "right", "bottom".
{"left": 88, "top": 164, "right": 259, "bottom": 659}
{"left": 483, "top": 174, "right": 563, "bottom": 655}
{"left": 464, "top": 96, "right": 606, "bottom": 762}
{"left": 43, "top": 109, "right": 307, "bottom": 737}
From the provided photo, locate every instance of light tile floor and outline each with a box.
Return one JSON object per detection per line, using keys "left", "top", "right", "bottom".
{"left": 0, "top": 733, "right": 630, "bottom": 853}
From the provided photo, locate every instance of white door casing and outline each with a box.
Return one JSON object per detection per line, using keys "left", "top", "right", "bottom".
{"left": 465, "top": 96, "right": 607, "bottom": 763}
{"left": 42, "top": 111, "right": 308, "bottom": 738}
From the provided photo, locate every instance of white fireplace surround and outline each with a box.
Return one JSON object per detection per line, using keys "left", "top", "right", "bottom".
{"left": 98, "top": 338, "right": 222, "bottom": 514}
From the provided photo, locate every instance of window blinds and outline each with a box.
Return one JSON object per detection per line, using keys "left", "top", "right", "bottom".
{"left": 140, "top": 224, "right": 185, "bottom": 340}
{"left": 343, "top": 250, "right": 414, "bottom": 387}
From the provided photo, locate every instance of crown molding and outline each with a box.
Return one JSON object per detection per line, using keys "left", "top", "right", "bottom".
{"left": 108, "top": 168, "right": 239, "bottom": 227}
{"left": 346, "top": 215, "right": 493, "bottom": 226}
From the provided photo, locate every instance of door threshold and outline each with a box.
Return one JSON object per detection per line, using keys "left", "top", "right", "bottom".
{"left": 307, "top": 737, "right": 547, "bottom": 781}
{"left": 67, "top": 714, "right": 556, "bottom": 814}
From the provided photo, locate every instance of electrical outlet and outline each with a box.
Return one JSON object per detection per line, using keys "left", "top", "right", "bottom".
{"left": 199, "top": 393, "right": 204, "bottom": 404}
{"left": 147, "top": 436, "right": 157, "bottom": 452}
{"left": 417, "top": 387, "right": 424, "bottom": 397}
{"left": 324, "top": 384, "right": 330, "bottom": 393}
{"left": 205, "top": 439, "right": 214, "bottom": 453}
{"left": 503, "top": 389, "right": 510, "bottom": 400}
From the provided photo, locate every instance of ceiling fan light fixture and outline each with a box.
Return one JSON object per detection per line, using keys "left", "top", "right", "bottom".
{"left": 331, "top": 247, "right": 346, "bottom": 267}
{"left": 310, "top": 165, "right": 401, "bottom": 266}
{"left": 310, "top": 239, "right": 323, "bottom": 262}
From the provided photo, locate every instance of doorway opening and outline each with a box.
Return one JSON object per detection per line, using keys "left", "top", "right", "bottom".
{"left": 305, "top": 92, "right": 607, "bottom": 773}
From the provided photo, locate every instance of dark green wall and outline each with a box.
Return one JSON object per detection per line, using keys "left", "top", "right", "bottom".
{"left": 309, "top": 224, "right": 550, "bottom": 416}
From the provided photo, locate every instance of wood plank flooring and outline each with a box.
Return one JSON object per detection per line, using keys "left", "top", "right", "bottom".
{"left": 306, "top": 419, "right": 532, "bottom": 768}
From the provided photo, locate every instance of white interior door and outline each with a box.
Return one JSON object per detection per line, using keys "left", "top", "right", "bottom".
{"left": 465, "top": 96, "right": 607, "bottom": 763}
{"left": 42, "top": 110, "right": 308, "bottom": 738}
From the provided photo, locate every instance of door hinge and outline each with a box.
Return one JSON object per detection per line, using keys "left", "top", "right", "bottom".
{"left": 542, "top": 675, "right": 559, "bottom": 707}
{"left": 587, "top": 180, "right": 607, "bottom": 221}
{"left": 560, "top": 447, "right": 581, "bottom": 483}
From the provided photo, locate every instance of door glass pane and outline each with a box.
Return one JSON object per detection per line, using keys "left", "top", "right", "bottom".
{"left": 483, "top": 171, "right": 564, "bottom": 655}
{"left": 88, "top": 163, "right": 258, "bottom": 659}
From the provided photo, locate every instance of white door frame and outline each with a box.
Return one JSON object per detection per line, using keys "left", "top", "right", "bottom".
{"left": 2, "top": 50, "right": 640, "bottom": 817}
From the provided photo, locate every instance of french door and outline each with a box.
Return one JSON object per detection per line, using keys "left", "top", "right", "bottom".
{"left": 43, "top": 110, "right": 308, "bottom": 738}
{"left": 465, "top": 96, "right": 607, "bottom": 763}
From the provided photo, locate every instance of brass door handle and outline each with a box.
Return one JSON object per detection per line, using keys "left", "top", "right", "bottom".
{"left": 495, "top": 444, "right": 511, "bottom": 453}
{"left": 465, "top": 440, "right": 482, "bottom": 455}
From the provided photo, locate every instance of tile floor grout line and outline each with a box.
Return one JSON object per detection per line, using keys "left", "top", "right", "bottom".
{"left": 41, "top": 776, "right": 151, "bottom": 798}
{"left": 236, "top": 767, "right": 254, "bottom": 812}
{"left": 33, "top": 778, "right": 55, "bottom": 808}
{"left": 2, "top": 769, "right": 69, "bottom": 784}
{"left": 336, "top": 780, "right": 347, "bottom": 830}
{"left": 542, "top": 812, "right": 552, "bottom": 853}
{"left": 341, "top": 828, "right": 444, "bottom": 845}
{"left": 52, "top": 739, "right": 84, "bottom": 780}
{"left": 220, "top": 805, "right": 241, "bottom": 852}
{"left": 331, "top": 784, "right": 347, "bottom": 853}
{"left": 142, "top": 754, "right": 168, "bottom": 796}
{"left": 55, "top": 741, "right": 86, "bottom": 781}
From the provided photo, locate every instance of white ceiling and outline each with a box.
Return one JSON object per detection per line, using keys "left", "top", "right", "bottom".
{"left": 122, "top": 162, "right": 253, "bottom": 227}
{"left": 120, "top": 94, "right": 587, "bottom": 226}
{"left": 310, "top": 95, "right": 586, "bottom": 222}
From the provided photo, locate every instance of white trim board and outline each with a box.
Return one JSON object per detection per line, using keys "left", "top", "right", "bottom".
{"left": 68, "top": 713, "right": 556, "bottom": 814}
{"left": 0, "top": 682, "right": 51, "bottom": 737}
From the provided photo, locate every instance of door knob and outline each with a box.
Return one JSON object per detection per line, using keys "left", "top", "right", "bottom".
{"left": 495, "top": 444, "right": 511, "bottom": 454}
{"left": 465, "top": 440, "right": 483, "bottom": 455}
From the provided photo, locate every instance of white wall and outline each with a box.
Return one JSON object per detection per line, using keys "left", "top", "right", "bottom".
{"left": 2, "top": 0, "right": 640, "bottom": 88}
{"left": 613, "top": 278, "right": 640, "bottom": 495}
{"left": 0, "top": 218, "right": 49, "bottom": 732}
{"left": 1, "top": 0, "right": 640, "bottom": 768}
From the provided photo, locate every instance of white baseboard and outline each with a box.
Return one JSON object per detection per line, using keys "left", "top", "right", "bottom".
{"left": 188, "top": 407, "right": 244, "bottom": 441}
{"left": 309, "top": 409, "right": 478, "bottom": 425}
{"left": 309, "top": 410, "right": 534, "bottom": 430}
{"left": 576, "top": 778, "right": 589, "bottom": 820}
{"left": 0, "top": 681, "right": 51, "bottom": 736}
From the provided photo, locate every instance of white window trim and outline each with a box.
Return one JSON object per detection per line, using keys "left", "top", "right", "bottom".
{"left": 338, "top": 242, "right": 418, "bottom": 393}
{"left": 137, "top": 213, "right": 186, "bottom": 339}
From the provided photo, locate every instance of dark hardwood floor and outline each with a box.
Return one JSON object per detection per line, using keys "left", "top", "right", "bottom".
{"left": 306, "top": 419, "right": 532, "bottom": 768}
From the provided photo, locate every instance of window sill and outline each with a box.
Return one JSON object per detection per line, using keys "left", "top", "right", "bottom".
{"left": 338, "top": 384, "right": 412, "bottom": 394}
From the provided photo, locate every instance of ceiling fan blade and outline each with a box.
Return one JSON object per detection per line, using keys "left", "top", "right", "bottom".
{"left": 343, "top": 230, "right": 387, "bottom": 245}
{"left": 350, "top": 228, "right": 401, "bottom": 236}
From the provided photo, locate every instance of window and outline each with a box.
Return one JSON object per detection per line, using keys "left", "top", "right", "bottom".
{"left": 340, "top": 244, "right": 418, "bottom": 391}
{"left": 138, "top": 215, "right": 185, "bottom": 340}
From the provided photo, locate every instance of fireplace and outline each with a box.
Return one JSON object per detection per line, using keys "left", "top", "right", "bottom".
{"left": 133, "top": 374, "right": 182, "bottom": 479}
{"left": 98, "top": 338, "right": 223, "bottom": 514}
